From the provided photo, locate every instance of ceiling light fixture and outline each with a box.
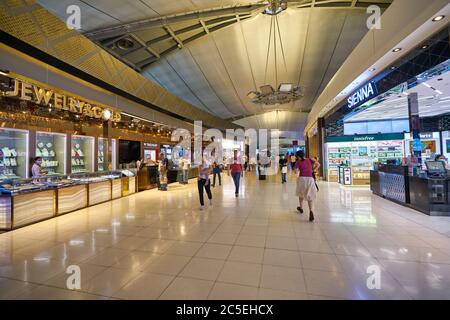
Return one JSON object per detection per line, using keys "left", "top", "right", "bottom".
{"left": 421, "top": 44, "right": 429, "bottom": 49}
{"left": 248, "top": 2, "right": 303, "bottom": 105}
{"left": 369, "top": 68, "right": 376, "bottom": 72}
{"left": 392, "top": 48, "right": 402, "bottom": 52}
{"left": 432, "top": 15, "right": 445, "bottom": 22}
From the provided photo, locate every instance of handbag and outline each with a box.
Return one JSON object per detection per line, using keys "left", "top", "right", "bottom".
{"left": 281, "top": 166, "right": 288, "bottom": 174}
{"left": 309, "top": 159, "right": 319, "bottom": 192}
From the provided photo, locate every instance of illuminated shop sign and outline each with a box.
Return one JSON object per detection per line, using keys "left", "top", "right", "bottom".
{"left": 326, "top": 133, "right": 404, "bottom": 143}
{"left": 347, "top": 82, "right": 378, "bottom": 109}
{"left": 144, "top": 143, "right": 158, "bottom": 148}
{"left": 4, "top": 78, "right": 121, "bottom": 121}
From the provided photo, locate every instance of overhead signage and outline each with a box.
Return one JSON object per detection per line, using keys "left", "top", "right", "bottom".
{"left": 326, "top": 133, "right": 404, "bottom": 143}
{"left": 144, "top": 143, "right": 158, "bottom": 148}
{"left": 419, "top": 133, "right": 433, "bottom": 139}
{"left": 4, "top": 78, "right": 121, "bottom": 121}
{"left": 347, "top": 82, "right": 378, "bottom": 109}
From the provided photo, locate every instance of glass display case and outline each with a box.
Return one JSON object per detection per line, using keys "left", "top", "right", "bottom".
{"left": 326, "top": 137, "right": 405, "bottom": 185}
{"left": 0, "top": 128, "right": 29, "bottom": 179}
{"left": 36, "top": 132, "right": 67, "bottom": 176}
{"left": 71, "top": 135, "right": 94, "bottom": 174}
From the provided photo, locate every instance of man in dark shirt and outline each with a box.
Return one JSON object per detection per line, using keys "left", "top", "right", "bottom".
{"left": 279, "top": 154, "right": 288, "bottom": 184}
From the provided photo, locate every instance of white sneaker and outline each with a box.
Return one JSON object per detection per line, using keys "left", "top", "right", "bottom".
{"left": 200, "top": 205, "right": 205, "bottom": 211}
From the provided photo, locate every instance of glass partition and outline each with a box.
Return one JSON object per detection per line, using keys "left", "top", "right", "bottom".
{"left": 36, "top": 132, "right": 67, "bottom": 175}
{"left": 71, "top": 135, "right": 94, "bottom": 173}
{"left": 0, "top": 128, "right": 29, "bottom": 179}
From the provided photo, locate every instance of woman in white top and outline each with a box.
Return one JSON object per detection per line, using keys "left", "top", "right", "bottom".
{"left": 198, "top": 158, "right": 212, "bottom": 210}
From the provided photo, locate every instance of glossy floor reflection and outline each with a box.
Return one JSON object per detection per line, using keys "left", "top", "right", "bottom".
{"left": 1, "top": 172, "right": 450, "bottom": 300}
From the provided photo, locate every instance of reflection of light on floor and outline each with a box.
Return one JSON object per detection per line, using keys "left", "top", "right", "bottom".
{"left": 330, "top": 213, "right": 377, "bottom": 224}
{"left": 33, "top": 257, "right": 50, "bottom": 262}
{"left": 125, "top": 214, "right": 135, "bottom": 220}
{"left": 112, "top": 221, "right": 121, "bottom": 226}
{"left": 95, "top": 228, "right": 109, "bottom": 233}
{"left": 69, "top": 240, "right": 84, "bottom": 246}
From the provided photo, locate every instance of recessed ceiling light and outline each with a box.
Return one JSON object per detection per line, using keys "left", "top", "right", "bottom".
{"left": 421, "top": 44, "right": 429, "bottom": 49}
{"left": 369, "top": 68, "right": 376, "bottom": 72}
{"left": 390, "top": 66, "right": 396, "bottom": 70}
{"left": 432, "top": 15, "right": 445, "bottom": 22}
{"left": 392, "top": 48, "right": 402, "bottom": 53}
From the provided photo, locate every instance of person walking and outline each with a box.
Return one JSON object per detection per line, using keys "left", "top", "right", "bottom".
{"left": 198, "top": 160, "right": 212, "bottom": 210}
{"left": 212, "top": 161, "right": 222, "bottom": 187}
{"left": 158, "top": 152, "right": 169, "bottom": 191}
{"left": 229, "top": 149, "right": 243, "bottom": 197}
{"left": 290, "top": 153, "right": 296, "bottom": 172}
{"left": 279, "top": 154, "right": 288, "bottom": 184}
{"left": 295, "top": 150, "right": 320, "bottom": 222}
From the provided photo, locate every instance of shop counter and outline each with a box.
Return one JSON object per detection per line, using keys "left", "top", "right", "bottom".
{"left": 409, "top": 176, "right": 450, "bottom": 216}
{"left": 112, "top": 178, "right": 122, "bottom": 199}
{"left": 370, "top": 165, "right": 409, "bottom": 204}
{"left": 56, "top": 184, "right": 88, "bottom": 215}
{"left": 88, "top": 180, "right": 112, "bottom": 206}
{"left": 121, "top": 176, "right": 136, "bottom": 196}
{"left": 370, "top": 165, "right": 450, "bottom": 216}
{"left": 138, "top": 165, "right": 158, "bottom": 191}
{"left": 0, "top": 189, "right": 56, "bottom": 229}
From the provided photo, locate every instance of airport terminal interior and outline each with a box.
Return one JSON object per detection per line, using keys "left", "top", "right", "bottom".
{"left": 0, "top": 0, "right": 450, "bottom": 301}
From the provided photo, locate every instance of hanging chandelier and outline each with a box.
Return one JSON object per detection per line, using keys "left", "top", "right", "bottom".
{"left": 247, "top": 0, "right": 303, "bottom": 106}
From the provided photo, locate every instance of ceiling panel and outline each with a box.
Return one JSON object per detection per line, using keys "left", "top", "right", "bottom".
{"left": 83, "top": 0, "right": 159, "bottom": 22}
{"left": 234, "top": 111, "right": 309, "bottom": 133}
{"left": 37, "top": 0, "right": 120, "bottom": 31}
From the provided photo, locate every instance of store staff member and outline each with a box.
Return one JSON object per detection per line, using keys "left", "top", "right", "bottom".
{"left": 31, "top": 157, "right": 46, "bottom": 178}
{"left": 435, "top": 154, "right": 450, "bottom": 170}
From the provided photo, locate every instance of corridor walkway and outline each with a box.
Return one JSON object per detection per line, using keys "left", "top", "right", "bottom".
{"left": 1, "top": 172, "right": 450, "bottom": 300}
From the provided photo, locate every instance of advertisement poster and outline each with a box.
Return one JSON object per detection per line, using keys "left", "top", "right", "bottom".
{"left": 447, "top": 139, "right": 450, "bottom": 153}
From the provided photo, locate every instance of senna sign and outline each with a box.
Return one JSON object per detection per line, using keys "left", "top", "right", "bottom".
{"left": 4, "top": 78, "right": 121, "bottom": 121}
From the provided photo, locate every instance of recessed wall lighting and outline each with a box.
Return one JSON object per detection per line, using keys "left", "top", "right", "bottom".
{"left": 392, "top": 48, "right": 402, "bottom": 52}
{"left": 432, "top": 15, "right": 445, "bottom": 22}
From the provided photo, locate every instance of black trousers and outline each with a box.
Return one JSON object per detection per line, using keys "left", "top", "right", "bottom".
{"left": 198, "top": 178, "right": 212, "bottom": 206}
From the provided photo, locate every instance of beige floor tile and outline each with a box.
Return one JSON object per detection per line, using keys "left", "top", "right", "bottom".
{"left": 136, "top": 239, "right": 175, "bottom": 254}
{"left": 16, "top": 285, "right": 108, "bottom": 300}
{"left": 228, "top": 246, "right": 264, "bottom": 264}
{"left": 112, "top": 251, "right": 160, "bottom": 271}
{"left": 207, "top": 233, "right": 238, "bottom": 245}
{"left": 263, "top": 248, "right": 301, "bottom": 268}
{"left": 235, "top": 234, "right": 266, "bottom": 248}
{"left": 111, "top": 236, "right": 150, "bottom": 251}
{"left": 44, "top": 263, "right": 107, "bottom": 290}
{"left": 85, "top": 267, "right": 140, "bottom": 297}
{"left": 159, "top": 277, "right": 214, "bottom": 300}
{"left": 260, "top": 265, "right": 306, "bottom": 293}
{"left": 112, "top": 272, "right": 173, "bottom": 300}
{"left": 0, "top": 278, "right": 38, "bottom": 299}
{"left": 164, "top": 241, "right": 203, "bottom": 257}
{"left": 209, "top": 282, "right": 258, "bottom": 300}
{"left": 195, "top": 244, "right": 233, "bottom": 260}
{"left": 258, "top": 288, "right": 308, "bottom": 300}
{"left": 180, "top": 257, "right": 225, "bottom": 281}
{"left": 303, "top": 269, "right": 359, "bottom": 299}
{"left": 301, "top": 252, "right": 343, "bottom": 272}
{"left": 297, "top": 238, "right": 334, "bottom": 254}
{"left": 266, "top": 236, "right": 298, "bottom": 251}
{"left": 217, "top": 261, "right": 262, "bottom": 287}
{"left": 142, "top": 254, "right": 190, "bottom": 276}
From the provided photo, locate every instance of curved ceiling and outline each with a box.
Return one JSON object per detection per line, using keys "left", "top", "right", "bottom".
{"left": 37, "top": 0, "right": 393, "bottom": 132}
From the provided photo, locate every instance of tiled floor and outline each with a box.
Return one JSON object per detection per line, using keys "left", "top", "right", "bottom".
{"left": 1, "top": 172, "right": 450, "bottom": 300}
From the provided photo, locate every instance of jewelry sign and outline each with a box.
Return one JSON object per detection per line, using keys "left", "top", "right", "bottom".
{"left": 3, "top": 77, "right": 121, "bottom": 122}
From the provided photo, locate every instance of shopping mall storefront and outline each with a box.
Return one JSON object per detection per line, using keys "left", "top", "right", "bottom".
{"left": 318, "top": 26, "right": 450, "bottom": 216}
{"left": 0, "top": 66, "right": 196, "bottom": 231}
